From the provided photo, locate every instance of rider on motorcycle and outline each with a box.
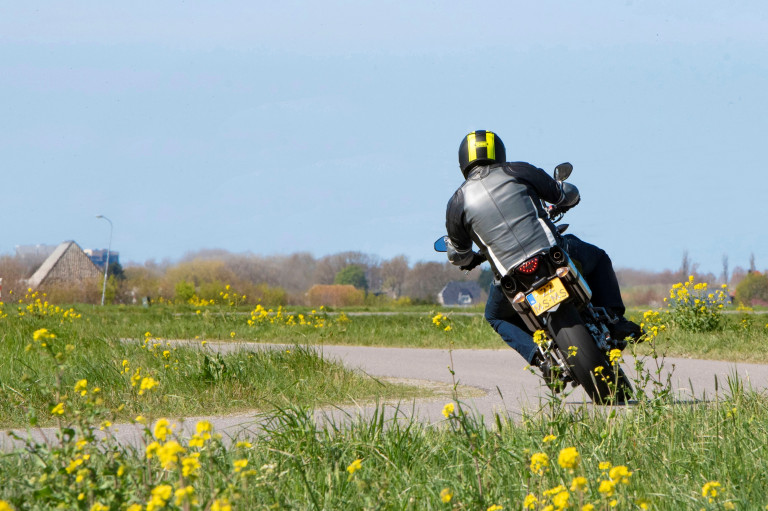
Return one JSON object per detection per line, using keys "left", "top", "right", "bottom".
{"left": 444, "top": 130, "right": 642, "bottom": 377}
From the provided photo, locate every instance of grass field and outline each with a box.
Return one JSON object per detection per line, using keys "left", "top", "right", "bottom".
{"left": 73, "top": 302, "right": 768, "bottom": 361}
{"left": 2, "top": 295, "right": 768, "bottom": 509}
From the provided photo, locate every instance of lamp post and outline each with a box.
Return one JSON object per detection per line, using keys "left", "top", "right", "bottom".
{"left": 96, "top": 215, "right": 113, "bottom": 306}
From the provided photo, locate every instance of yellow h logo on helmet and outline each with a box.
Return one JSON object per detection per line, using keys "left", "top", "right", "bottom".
{"left": 467, "top": 131, "right": 496, "bottom": 162}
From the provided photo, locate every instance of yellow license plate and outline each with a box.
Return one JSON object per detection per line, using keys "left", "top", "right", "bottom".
{"left": 527, "top": 277, "right": 569, "bottom": 316}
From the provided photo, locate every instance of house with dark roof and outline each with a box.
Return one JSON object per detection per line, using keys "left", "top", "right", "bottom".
{"left": 437, "top": 281, "right": 484, "bottom": 306}
{"left": 27, "top": 241, "right": 103, "bottom": 289}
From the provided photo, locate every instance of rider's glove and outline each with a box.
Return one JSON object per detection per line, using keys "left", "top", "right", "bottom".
{"left": 460, "top": 252, "right": 486, "bottom": 272}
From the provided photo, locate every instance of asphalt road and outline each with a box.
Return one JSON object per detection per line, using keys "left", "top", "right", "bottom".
{"left": 5, "top": 342, "right": 768, "bottom": 449}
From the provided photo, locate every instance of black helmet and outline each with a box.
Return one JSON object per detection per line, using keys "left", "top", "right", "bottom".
{"left": 458, "top": 130, "right": 506, "bottom": 178}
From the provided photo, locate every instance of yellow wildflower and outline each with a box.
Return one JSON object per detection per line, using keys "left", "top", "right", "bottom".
{"left": 211, "top": 499, "right": 232, "bottom": 511}
{"left": 153, "top": 419, "right": 171, "bottom": 441}
{"left": 440, "top": 488, "right": 453, "bottom": 503}
{"left": 51, "top": 402, "right": 65, "bottom": 415}
{"left": 174, "top": 486, "right": 197, "bottom": 506}
{"left": 598, "top": 479, "right": 616, "bottom": 497}
{"left": 487, "top": 506, "right": 503, "bottom": 511}
{"left": 608, "top": 349, "right": 622, "bottom": 364}
{"left": 346, "top": 458, "right": 363, "bottom": 475}
{"left": 182, "top": 454, "right": 201, "bottom": 477}
{"left": 609, "top": 465, "right": 632, "bottom": 484}
{"left": 570, "top": 476, "right": 588, "bottom": 492}
{"left": 442, "top": 402, "right": 455, "bottom": 418}
{"left": 558, "top": 447, "right": 580, "bottom": 470}
{"left": 702, "top": 481, "right": 721, "bottom": 503}
{"left": 233, "top": 458, "right": 248, "bottom": 473}
{"left": 530, "top": 452, "right": 549, "bottom": 475}
{"left": 156, "top": 440, "right": 185, "bottom": 470}
{"left": 542, "top": 434, "right": 557, "bottom": 442}
{"left": 0, "top": 501, "right": 13, "bottom": 511}
{"left": 74, "top": 379, "right": 88, "bottom": 396}
{"left": 33, "top": 328, "right": 55, "bottom": 342}
{"left": 581, "top": 504, "right": 595, "bottom": 511}
{"left": 523, "top": 494, "right": 538, "bottom": 509}
{"left": 598, "top": 461, "right": 612, "bottom": 471}
{"left": 90, "top": 504, "right": 108, "bottom": 511}
{"left": 552, "top": 490, "right": 570, "bottom": 510}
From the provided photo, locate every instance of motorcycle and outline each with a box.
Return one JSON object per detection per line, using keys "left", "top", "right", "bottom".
{"left": 434, "top": 163, "right": 633, "bottom": 404}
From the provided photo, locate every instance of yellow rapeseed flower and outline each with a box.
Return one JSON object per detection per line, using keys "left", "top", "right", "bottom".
{"left": 581, "top": 504, "right": 595, "bottom": 511}
{"left": 487, "top": 505, "right": 503, "bottom": 511}
{"left": 0, "top": 501, "right": 14, "bottom": 511}
{"left": 33, "top": 328, "right": 56, "bottom": 342}
{"left": 570, "top": 476, "right": 588, "bottom": 492}
{"left": 174, "top": 486, "right": 197, "bottom": 506}
{"left": 442, "top": 402, "right": 455, "bottom": 418}
{"left": 523, "top": 494, "right": 538, "bottom": 509}
{"left": 609, "top": 465, "right": 632, "bottom": 484}
{"left": 74, "top": 379, "right": 88, "bottom": 396}
{"left": 51, "top": 402, "right": 65, "bottom": 415}
{"left": 558, "top": 447, "right": 580, "bottom": 470}
{"left": 233, "top": 458, "right": 248, "bottom": 473}
{"left": 138, "top": 376, "right": 159, "bottom": 395}
{"left": 90, "top": 504, "right": 108, "bottom": 511}
{"left": 182, "top": 454, "right": 201, "bottom": 477}
{"left": 530, "top": 452, "right": 549, "bottom": 475}
{"left": 153, "top": 418, "right": 172, "bottom": 441}
{"left": 702, "top": 481, "right": 721, "bottom": 503}
{"left": 599, "top": 461, "right": 612, "bottom": 471}
{"left": 542, "top": 434, "right": 557, "bottom": 443}
{"left": 211, "top": 499, "right": 232, "bottom": 511}
{"left": 598, "top": 479, "right": 616, "bottom": 497}
{"left": 346, "top": 458, "right": 363, "bottom": 475}
{"left": 533, "top": 329, "right": 547, "bottom": 347}
{"left": 440, "top": 488, "right": 453, "bottom": 503}
{"left": 552, "top": 490, "right": 570, "bottom": 510}
{"left": 156, "top": 440, "right": 185, "bottom": 470}
{"left": 608, "top": 349, "right": 622, "bottom": 364}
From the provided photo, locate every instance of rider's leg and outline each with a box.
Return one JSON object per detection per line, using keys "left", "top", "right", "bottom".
{"left": 562, "top": 234, "right": 642, "bottom": 340}
{"left": 561, "top": 234, "right": 625, "bottom": 315}
{"left": 484, "top": 282, "right": 538, "bottom": 363}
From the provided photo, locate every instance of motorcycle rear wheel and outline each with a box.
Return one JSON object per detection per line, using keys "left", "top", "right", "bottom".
{"left": 548, "top": 303, "right": 632, "bottom": 404}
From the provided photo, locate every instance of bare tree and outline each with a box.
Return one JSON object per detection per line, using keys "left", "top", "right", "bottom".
{"left": 749, "top": 252, "right": 756, "bottom": 273}
{"left": 679, "top": 250, "right": 691, "bottom": 279}
{"left": 380, "top": 255, "right": 409, "bottom": 298}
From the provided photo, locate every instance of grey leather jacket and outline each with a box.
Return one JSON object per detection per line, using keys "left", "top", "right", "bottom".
{"left": 445, "top": 162, "right": 578, "bottom": 277}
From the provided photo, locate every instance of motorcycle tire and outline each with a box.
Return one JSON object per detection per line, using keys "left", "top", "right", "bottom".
{"left": 547, "top": 303, "right": 633, "bottom": 404}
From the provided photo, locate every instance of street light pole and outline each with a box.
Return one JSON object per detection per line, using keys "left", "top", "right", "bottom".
{"left": 96, "top": 215, "right": 113, "bottom": 306}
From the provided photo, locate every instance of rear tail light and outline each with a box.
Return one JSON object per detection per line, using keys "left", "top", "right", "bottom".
{"left": 517, "top": 256, "right": 540, "bottom": 274}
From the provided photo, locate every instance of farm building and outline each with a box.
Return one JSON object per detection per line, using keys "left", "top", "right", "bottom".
{"left": 437, "top": 281, "right": 484, "bottom": 306}
{"left": 27, "top": 240, "right": 103, "bottom": 289}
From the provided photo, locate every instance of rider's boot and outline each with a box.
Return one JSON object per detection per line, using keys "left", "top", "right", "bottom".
{"left": 609, "top": 316, "right": 644, "bottom": 343}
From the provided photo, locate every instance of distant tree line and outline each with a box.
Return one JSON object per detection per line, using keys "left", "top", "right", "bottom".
{"left": 1, "top": 248, "right": 765, "bottom": 307}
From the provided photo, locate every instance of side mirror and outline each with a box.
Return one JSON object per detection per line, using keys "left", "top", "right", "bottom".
{"left": 433, "top": 236, "right": 448, "bottom": 252}
{"left": 554, "top": 162, "right": 573, "bottom": 182}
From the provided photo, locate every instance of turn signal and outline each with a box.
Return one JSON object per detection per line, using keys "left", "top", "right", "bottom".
{"left": 556, "top": 267, "right": 570, "bottom": 278}
{"left": 512, "top": 292, "right": 526, "bottom": 303}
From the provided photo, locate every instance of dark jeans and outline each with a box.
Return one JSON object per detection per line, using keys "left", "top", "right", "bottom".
{"left": 484, "top": 234, "right": 625, "bottom": 363}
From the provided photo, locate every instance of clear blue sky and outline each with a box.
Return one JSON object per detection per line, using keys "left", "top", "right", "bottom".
{"left": 2, "top": 1, "right": 766, "bottom": 275}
